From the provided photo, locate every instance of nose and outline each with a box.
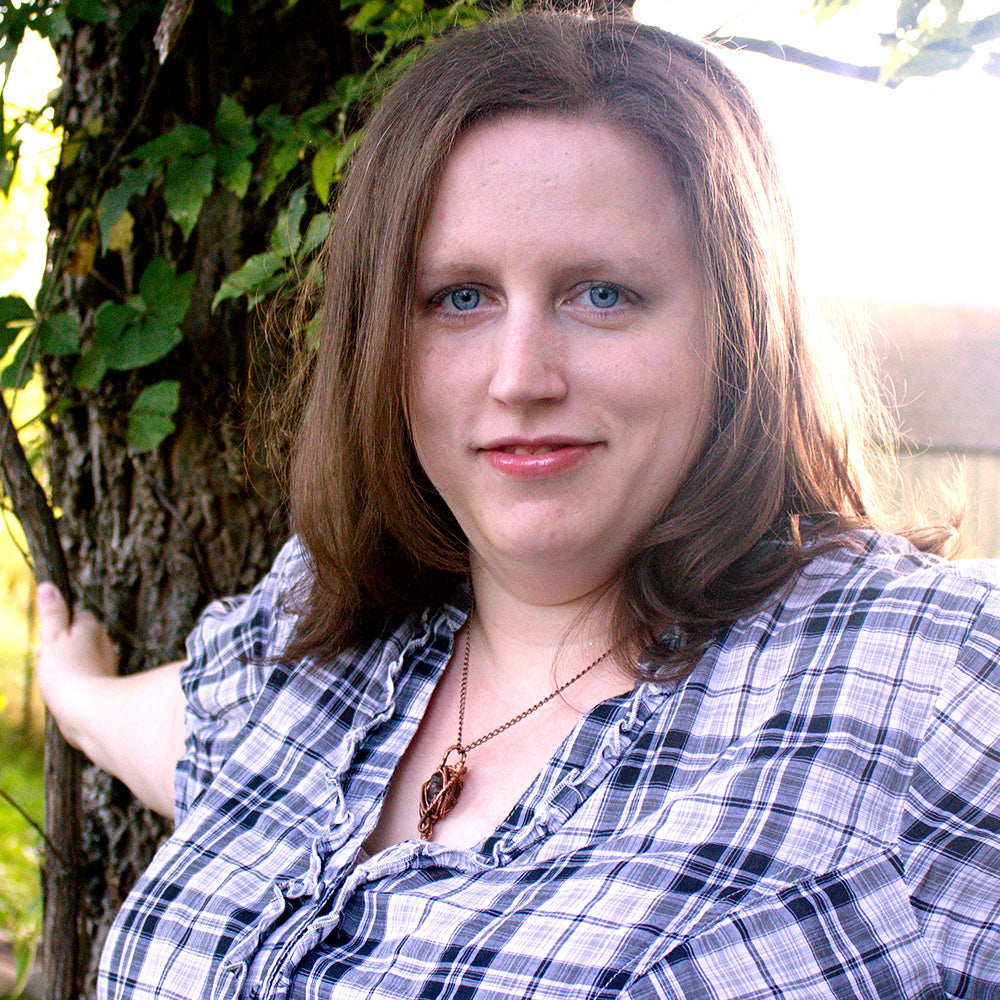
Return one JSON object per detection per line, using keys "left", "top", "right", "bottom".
{"left": 488, "top": 305, "right": 568, "bottom": 406}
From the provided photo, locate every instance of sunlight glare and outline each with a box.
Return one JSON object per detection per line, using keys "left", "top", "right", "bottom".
{"left": 633, "top": 0, "right": 1000, "bottom": 308}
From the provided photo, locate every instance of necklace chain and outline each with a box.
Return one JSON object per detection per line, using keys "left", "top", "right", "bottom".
{"left": 456, "top": 616, "right": 614, "bottom": 754}
{"left": 417, "top": 602, "right": 614, "bottom": 840}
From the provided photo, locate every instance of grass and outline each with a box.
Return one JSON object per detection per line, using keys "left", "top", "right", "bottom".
{"left": 0, "top": 725, "right": 43, "bottom": 975}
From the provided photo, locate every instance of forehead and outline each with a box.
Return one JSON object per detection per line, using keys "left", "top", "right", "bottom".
{"left": 416, "top": 113, "right": 693, "bottom": 272}
{"left": 436, "top": 111, "right": 678, "bottom": 203}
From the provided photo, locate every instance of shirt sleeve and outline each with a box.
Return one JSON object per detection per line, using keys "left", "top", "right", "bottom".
{"left": 174, "top": 537, "right": 309, "bottom": 823}
{"left": 899, "top": 587, "right": 1000, "bottom": 997}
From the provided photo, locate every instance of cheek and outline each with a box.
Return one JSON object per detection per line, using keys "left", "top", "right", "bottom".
{"left": 406, "top": 348, "right": 439, "bottom": 441}
{"left": 631, "top": 346, "right": 714, "bottom": 472}
{"left": 406, "top": 360, "right": 457, "bottom": 489}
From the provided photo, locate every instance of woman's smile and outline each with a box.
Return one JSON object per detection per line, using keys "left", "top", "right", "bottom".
{"left": 478, "top": 437, "right": 598, "bottom": 478}
{"left": 408, "top": 113, "right": 713, "bottom": 600}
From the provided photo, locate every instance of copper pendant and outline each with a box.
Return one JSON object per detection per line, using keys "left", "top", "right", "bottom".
{"left": 418, "top": 745, "right": 467, "bottom": 840}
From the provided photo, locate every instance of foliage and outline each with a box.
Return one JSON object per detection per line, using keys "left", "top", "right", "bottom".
{"left": 811, "top": 0, "right": 1000, "bottom": 81}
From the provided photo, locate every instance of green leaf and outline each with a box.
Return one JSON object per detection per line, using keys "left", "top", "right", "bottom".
{"left": 213, "top": 97, "right": 257, "bottom": 198}
{"left": 298, "top": 101, "right": 341, "bottom": 128}
{"left": 212, "top": 251, "right": 285, "bottom": 309}
{"left": 71, "top": 349, "right": 108, "bottom": 390}
{"left": 271, "top": 187, "right": 307, "bottom": 257}
{"left": 91, "top": 302, "right": 142, "bottom": 350}
{"left": 163, "top": 152, "right": 216, "bottom": 240}
{"left": 336, "top": 129, "right": 363, "bottom": 175}
{"left": 138, "top": 257, "right": 194, "bottom": 327}
{"left": 98, "top": 163, "right": 158, "bottom": 252}
{"left": 37, "top": 312, "right": 81, "bottom": 356}
{"left": 303, "top": 308, "right": 323, "bottom": 349}
{"left": 311, "top": 144, "right": 338, "bottom": 204}
{"left": 0, "top": 132, "right": 21, "bottom": 197}
{"left": 127, "top": 379, "right": 180, "bottom": 453}
{"left": 217, "top": 154, "right": 253, "bottom": 198}
{"left": 29, "top": 8, "right": 73, "bottom": 44}
{"left": 70, "top": 300, "right": 140, "bottom": 388}
{"left": 333, "top": 72, "right": 371, "bottom": 111}
{"left": 351, "top": 0, "right": 391, "bottom": 32}
{"left": 968, "top": 13, "right": 1000, "bottom": 45}
{"left": 811, "top": 0, "right": 860, "bottom": 25}
{"left": 260, "top": 141, "right": 302, "bottom": 203}
{"left": 941, "top": 0, "right": 964, "bottom": 22}
{"left": 0, "top": 335, "right": 38, "bottom": 389}
{"left": 66, "top": 0, "right": 108, "bottom": 23}
{"left": 14, "top": 937, "right": 34, "bottom": 997}
{"left": 256, "top": 104, "right": 286, "bottom": 135}
{"left": 215, "top": 95, "right": 255, "bottom": 149}
{"left": 299, "top": 212, "right": 332, "bottom": 259}
{"left": 104, "top": 315, "right": 182, "bottom": 371}
{"left": 94, "top": 301, "right": 140, "bottom": 342}
{"left": 0, "top": 7, "right": 31, "bottom": 73}
{"left": 883, "top": 37, "right": 974, "bottom": 80}
{"left": 0, "top": 296, "right": 34, "bottom": 357}
{"left": 131, "top": 123, "right": 213, "bottom": 166}
{"left": 213, "top": 0, "right": 234, "bottom": 12}
{"left": 59, "top": 113, "right": 103, "bottom": 169}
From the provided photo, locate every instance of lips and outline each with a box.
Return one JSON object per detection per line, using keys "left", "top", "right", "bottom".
{"left": 479, "top": 438, "right": 596, "bottom": 479}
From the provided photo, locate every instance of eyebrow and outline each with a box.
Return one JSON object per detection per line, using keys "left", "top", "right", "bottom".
{"left": 414, "top": 263, "right": 495, "bottom": 286}
{"left": 415, "top": 253, "right": 662, "bottom": 286}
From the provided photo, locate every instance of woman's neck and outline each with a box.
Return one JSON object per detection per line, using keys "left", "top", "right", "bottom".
{"left": 467, "top": 557, "right": 624, "bottom": 697}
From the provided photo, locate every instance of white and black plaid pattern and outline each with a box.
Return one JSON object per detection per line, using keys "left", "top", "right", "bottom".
{"left": 98, "top": 534, "right": 1000, "bottom": 999}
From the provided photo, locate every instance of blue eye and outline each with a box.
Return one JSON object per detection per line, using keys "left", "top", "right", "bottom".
{"left": 588, "top": 285, "right": 620, "bottom": 309}
{"left": 450, "top": 288, "right": 480, "bottom": 311}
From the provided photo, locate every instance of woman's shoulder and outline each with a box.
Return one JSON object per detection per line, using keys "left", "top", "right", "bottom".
{"left": 785, "top": 529, "right": 1000, "bottom": 621}
{"left": 712, "top": 529, "right": 1000, "bottom": 715}
{"left": 180, "top": 537, "right": 466, "bottom": 716}
{"left": 180, "top": 537, "right": 312, "bottom": 714}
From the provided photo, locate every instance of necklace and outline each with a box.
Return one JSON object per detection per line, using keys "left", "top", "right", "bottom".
{"left": 417, "top": 615, "right": 614, "bottom": 840}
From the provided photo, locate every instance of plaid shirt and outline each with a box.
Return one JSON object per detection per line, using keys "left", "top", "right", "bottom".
{"left": 99, "top": 533, "right": 1000, "bottom": 1000}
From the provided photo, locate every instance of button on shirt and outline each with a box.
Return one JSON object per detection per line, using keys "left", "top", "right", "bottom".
{"left": 98, "top": 533, "right": 1000, "bottom": 999}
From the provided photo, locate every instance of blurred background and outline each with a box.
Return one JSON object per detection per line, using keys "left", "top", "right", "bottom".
{"left": 636, "top": 0, "right": 1000, "bottom": 556}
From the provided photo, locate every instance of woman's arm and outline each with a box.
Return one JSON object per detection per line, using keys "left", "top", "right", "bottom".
{"left": 36, "top": 583, "right": 186, "bottom": 819}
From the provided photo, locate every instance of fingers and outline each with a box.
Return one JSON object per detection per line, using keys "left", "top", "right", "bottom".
{"left": 37, "top": 581, "right": 71, "bottom": 643}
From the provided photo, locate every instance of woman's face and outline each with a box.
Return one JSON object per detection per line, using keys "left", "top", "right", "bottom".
{"left": 408, "top": 114, "right": 713, "bottom": 602}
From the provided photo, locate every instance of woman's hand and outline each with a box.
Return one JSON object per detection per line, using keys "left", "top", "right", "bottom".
{"left": 36, "top": 582, "right": 119, "bottom": 748}
{"left": 35, "top": 582, "right": 186, "bottom": 819}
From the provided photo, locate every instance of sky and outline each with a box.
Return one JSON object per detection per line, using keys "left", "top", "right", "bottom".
{"left": 633, "top": 0, "right": 1000, "bottom": 309}
{"left": 1, "top": 5, "right": 998, "bottom": 310}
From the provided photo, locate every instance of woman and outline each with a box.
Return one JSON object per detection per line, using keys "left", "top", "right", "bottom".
{"left": 37, "top": 8, "right": 1000, "bottom": 999}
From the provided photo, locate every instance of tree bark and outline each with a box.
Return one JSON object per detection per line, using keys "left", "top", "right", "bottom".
{"left": 42, "top": 2, "right": 355, "bottom": 994}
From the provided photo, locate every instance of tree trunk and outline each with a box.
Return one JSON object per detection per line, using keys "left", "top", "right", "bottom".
{"left": 42, "top": 3, "right": 354, "bottom": 994}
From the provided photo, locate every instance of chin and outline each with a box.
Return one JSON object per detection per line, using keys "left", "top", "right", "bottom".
{"left": 484, "top": 529, "right": 627, "bottom": 579}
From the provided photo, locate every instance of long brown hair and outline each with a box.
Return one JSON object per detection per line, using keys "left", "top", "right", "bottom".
{"left": 283, "top": 8, "right": 953, "bottom": 676}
